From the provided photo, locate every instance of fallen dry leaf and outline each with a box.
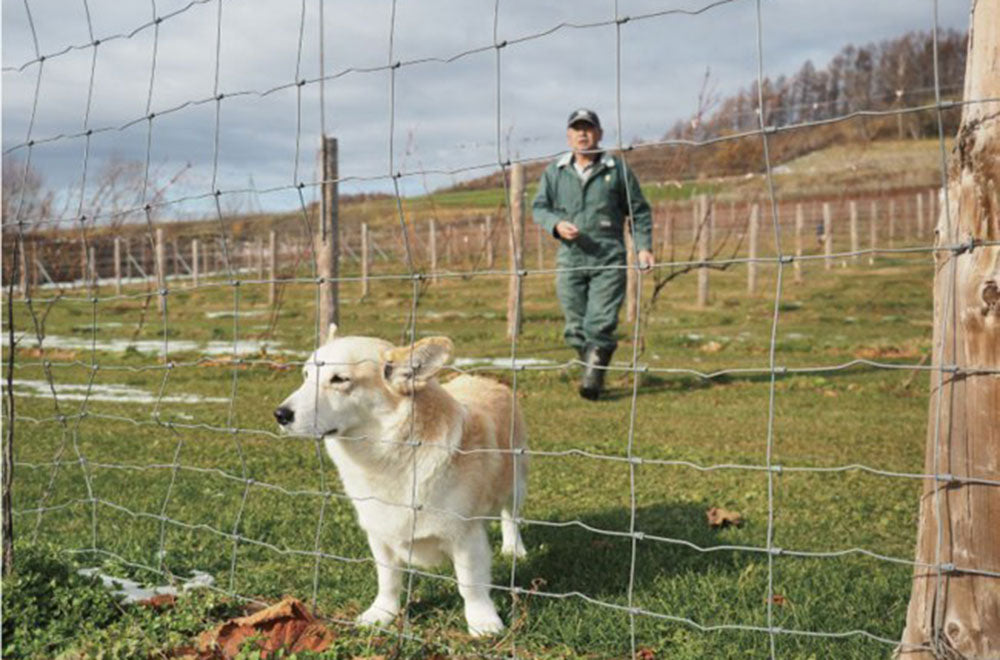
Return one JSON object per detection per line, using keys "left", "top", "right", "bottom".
{"left": 699, "top": 340, "right": 724, "bottom": 354}
{"left": 766, "top": 593, "right": 788, "bottom": 606}
{"left": 706, "top": 507, "right": 743, "bottom": 528}
{"left": 139, "top": 594, "right": 177, "bottom": 611}
{"left": 635, "top": 647, "right": 657, "bottom": 660}
{"left": 196, "top": 597, "right": 335, "bottom": 659}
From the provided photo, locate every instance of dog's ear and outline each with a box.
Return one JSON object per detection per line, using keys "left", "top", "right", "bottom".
{"left": 381, "top": 336, "right": 453, "bottom": 395}
{"left": 325, "top": 323, "right": 339, "bottom": 345}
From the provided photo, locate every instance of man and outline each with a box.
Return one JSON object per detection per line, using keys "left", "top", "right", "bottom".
{"left": 532, "top": 108, "right": 654, "bottom": 400}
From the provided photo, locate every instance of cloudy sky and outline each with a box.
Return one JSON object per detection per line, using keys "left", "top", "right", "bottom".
{"left": 2, "top": 0, "right": 971, "bottom": 219}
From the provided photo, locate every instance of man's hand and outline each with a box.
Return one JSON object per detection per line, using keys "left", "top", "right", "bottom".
{"left": 555, "top": 221, "right": 579, "bottom": 241}
{"left": 637, "top": 250, "right": 655, "bottom": 271}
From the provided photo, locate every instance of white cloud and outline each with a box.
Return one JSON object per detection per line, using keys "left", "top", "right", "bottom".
{"left": 3, "top": 0, "right": 971, "bottom": 216}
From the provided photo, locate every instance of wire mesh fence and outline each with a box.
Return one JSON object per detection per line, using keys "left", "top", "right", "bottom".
{"left": 3, "top": 0, "right": 999, "bottom": 658}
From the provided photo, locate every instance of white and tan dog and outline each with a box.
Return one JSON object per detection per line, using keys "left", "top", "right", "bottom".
{"left": 274, "top": 327, "right": 527, "bottom": 636}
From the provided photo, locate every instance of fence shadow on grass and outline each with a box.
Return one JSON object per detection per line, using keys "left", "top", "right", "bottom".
{"left": 505, "top": 502, "right": 747, "bottom": 606}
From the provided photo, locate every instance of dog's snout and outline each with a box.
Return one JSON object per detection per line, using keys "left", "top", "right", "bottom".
{"left": 274, "top": 406, "right": 295, "bottom": 426}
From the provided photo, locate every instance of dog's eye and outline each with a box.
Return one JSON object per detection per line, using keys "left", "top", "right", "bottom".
{"left": 329, "top": 374, "right": 349, "bottom": 384}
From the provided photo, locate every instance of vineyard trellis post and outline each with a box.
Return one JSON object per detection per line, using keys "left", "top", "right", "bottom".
{"left": 317, "top": 136, "right": 339, "bottom": 334}
{"left": 901, "top": 0, "right": 1000, "bottom": 653}
{"left": 506, "top": 163, "right": 525, "bottom": 340}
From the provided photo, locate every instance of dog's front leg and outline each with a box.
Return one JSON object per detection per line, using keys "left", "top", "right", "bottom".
{"left": 451, "top": 524, "right": 504, "bottom": 637}
{"left": 357, "top": 536, "right": 402, "bottom": 627}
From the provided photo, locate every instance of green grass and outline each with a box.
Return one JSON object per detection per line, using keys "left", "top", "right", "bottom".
{"left": 3, "top": 243, "right": 936, "bottom": 658}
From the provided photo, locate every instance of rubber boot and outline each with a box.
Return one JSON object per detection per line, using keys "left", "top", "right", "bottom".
{"left": 579, "top": 346, "right": 613, "bottom": 400}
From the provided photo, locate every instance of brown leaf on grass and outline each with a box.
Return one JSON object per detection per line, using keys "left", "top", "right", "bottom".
{"left": 699, "top": 340, "right": 724, "bottom": 354}
{"left": 139, "top": 593, "right": 177, "bottom": 610}
{"left": 766, "top": 593, "right": 788, "bottom": 606}
{"left": 196, "top": 597, "right": 335, "bottom": 659}
{"left": 706, "top": 507, "right": 742, "bottom": 528}
{"left": 635, "top": 647, "right": 657, "bottom": 659}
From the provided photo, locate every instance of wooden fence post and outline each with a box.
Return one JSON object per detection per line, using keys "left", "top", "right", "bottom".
{"left": 869, "top": 200, "right": 878, "bottom": 266}
{"left": 888, "top": 199, "right": 896, "bottom": 249}
{"left": 507, "top": 164, "right": 525, "bottom": 339}
{"left": 794, "top": 203, "right": 804, "bottom": 284}
{"left": 429, "top": 219, "right": 438, "bottom": 283}
{"left": 849, "top": 200, "right": 859, "bottom": 262}
{"left": 485, "top": 215, "right": 495, "bottom": 269}
{"left": 536, "top": 223, "right": 544, "bottom": 271}
{"left": 317, "top": 135, "right": 339, "bottom": 334}
{"left": 625, "top": 218, "right": 637, "bottom": 323}
{"left": 360, "top": 223, "right": 370, "bottom": 299}
{"left": 18, "top": 238, "right": 30, "bottom": 299}
{"left": 823, "top": 202, "right": 833, "bottom": 270}
{"left": 155, "top": 228, "right": 166, "bottom": 311}
{"left": 125, "top": 239, "right": 133, "bottom": 280}
{"left": 268, "top": 231, "right": 277, "bottom": 305}
{"left": 664, "top": 206, "right": 675, "bottom": 265}
{"left": 747, "top": 203, "right": 759, "bottom": 294}
{"left": 114, "top": 237, "right": 122, "bottom": 295}
{"left": 697, "top": 195, "right": 710, "bottom": 307}
{"left": 192, "top": 239, "right": 200, "bottom": 288}
{"left": 916, "top": 192, "right": 925, "bottom": 239}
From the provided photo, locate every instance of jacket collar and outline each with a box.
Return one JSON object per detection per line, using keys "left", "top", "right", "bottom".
{"left": 557, "top": 151, "right": 616, "bottom": 170}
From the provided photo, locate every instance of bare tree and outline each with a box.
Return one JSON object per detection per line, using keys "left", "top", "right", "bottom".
{"left": 900, "top": 3, "right": 1000, "bottom": 657}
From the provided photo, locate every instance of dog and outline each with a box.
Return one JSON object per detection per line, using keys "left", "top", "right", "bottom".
{"left": 274, "top": 326, "right": 528, "bottom": 636}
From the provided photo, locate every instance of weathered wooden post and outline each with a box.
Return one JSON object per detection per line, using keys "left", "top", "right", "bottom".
{"left": 155, "top": 228, "right": 166, "bottom": 312}
{"left": 916, "top": 192, "right": 925, "bottom": 239}
{"left": 506, "top": 164, "right": 525, "bottom": 339}
{"left": 191, "top": 239, "right": 200, "bottom": 288}
{"left": 125, "top": 238, "right": 133, "bottom": 279}
{"left": 485, "top": 215, "right": 495, "bottom": 269}
{"left": 536, "top": 223, "right": 544, "bottom": 271}
{"left": 869, "top": 200, "right": 878, "bottom": 266}
{"left": 114, "top": 237, "right": 122, "bottom": 294}
{"left": 625, "top": 218, "right": 637, "bottom": 323}
{"left": 902, "top": 3, "right": 1000, "bottom": 654}
{"left": 256, "top": 236, "right": 264, "bottom": 280}
{"left": 747, "top": 203, "right": 759, "bottom": 294}
{"left": 317, "top": 136, "right": 339, "bottom": 334}
{"left": 360, "top": 223, "right": 370, "bottom": 299}
{"left": 697, "top": 195, "right": 710, "bottom": 307}
{"left": 429, "top": 219, "right": 438, "bottom": 283}
{"left": 267, "top": 231, "right": 276, "bottom": 305}
{"left": 822, "top": 202, "right": 833, "bottom": 270}
{"left": 888, "top": 199, "right": 897, "bottom": 249}
{"left": 19, "top": 238, "right": 30, "bottom": 298}
{"left": 793, "top": 203, "right": 804, "bottom": 284}
{"left": 849, "top": 200, "right": 859, "bottom": 262}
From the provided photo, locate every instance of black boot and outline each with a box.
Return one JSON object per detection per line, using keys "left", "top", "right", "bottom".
{"left": 579, "top": 346, "right": 613, "bottom": 400}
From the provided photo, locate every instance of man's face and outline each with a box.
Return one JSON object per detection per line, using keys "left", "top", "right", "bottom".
{"left": 566, "top": 121, "right": 602, "bottom": 155}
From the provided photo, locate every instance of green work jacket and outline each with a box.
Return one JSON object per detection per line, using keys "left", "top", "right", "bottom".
{"left": 531, "top": 152, "right": 653, "bottom": 259}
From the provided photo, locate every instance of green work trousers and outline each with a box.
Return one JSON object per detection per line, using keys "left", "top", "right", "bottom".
{"left": 555, "top": 239, "right": 627, "bottom": 353}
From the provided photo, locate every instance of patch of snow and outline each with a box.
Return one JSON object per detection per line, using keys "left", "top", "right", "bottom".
{"left": 453, "top": 357, "right": 557, "bottom": 368}
{"left": 204, "top": 310, "right": 268, "bottom": 319}
{"left": 5, "top": 333, "right": 304, "bottom": 357}
{"left": 5, "top": 379, "right": 230, "bottom": 405}
{"left": 78, "top": 568, "right": 214, "bottom": 603}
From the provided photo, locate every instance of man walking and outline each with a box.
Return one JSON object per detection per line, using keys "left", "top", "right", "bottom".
{"left": 532, "top": 109, "right": 654, "bottom": 400}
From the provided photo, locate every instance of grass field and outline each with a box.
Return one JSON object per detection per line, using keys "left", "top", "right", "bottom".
{"left": 2, "top": 236, "right": 936, "bottom": 658}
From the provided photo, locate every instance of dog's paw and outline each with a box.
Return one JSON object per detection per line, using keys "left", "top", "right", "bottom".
{"left": 357, "top": 604, "right": 397, "bottom": 628}
{"left": 466, "top": 611, "right": 504, "bottom": 637}
{"left": 501, "top": 541, "right": 527, "bottom": 559}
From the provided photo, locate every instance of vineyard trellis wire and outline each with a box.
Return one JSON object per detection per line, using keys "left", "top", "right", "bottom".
{"left": 3, "top": 0, "right": 999, "bottom": 658}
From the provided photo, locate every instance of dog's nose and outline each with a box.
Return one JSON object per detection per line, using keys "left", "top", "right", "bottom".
{"left": 273, "top": 406, "right": 295, "bottom": 426}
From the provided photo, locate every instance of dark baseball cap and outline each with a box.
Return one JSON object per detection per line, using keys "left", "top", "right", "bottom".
{"left": 567, "top": 108, "right": 601, "bottom": 128}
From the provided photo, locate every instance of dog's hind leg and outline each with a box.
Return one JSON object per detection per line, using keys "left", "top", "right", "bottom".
{"left": 452, "top": 524, "right": 504, "bottom": 637}
{"left": 500, "top": 507, "right": 526, "bottom": 558}
{"left": 501, "top": 472, "right": 526, "bottom": 558}
{"left": 357, "top": 537, "right": 402, "bottom": 628}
